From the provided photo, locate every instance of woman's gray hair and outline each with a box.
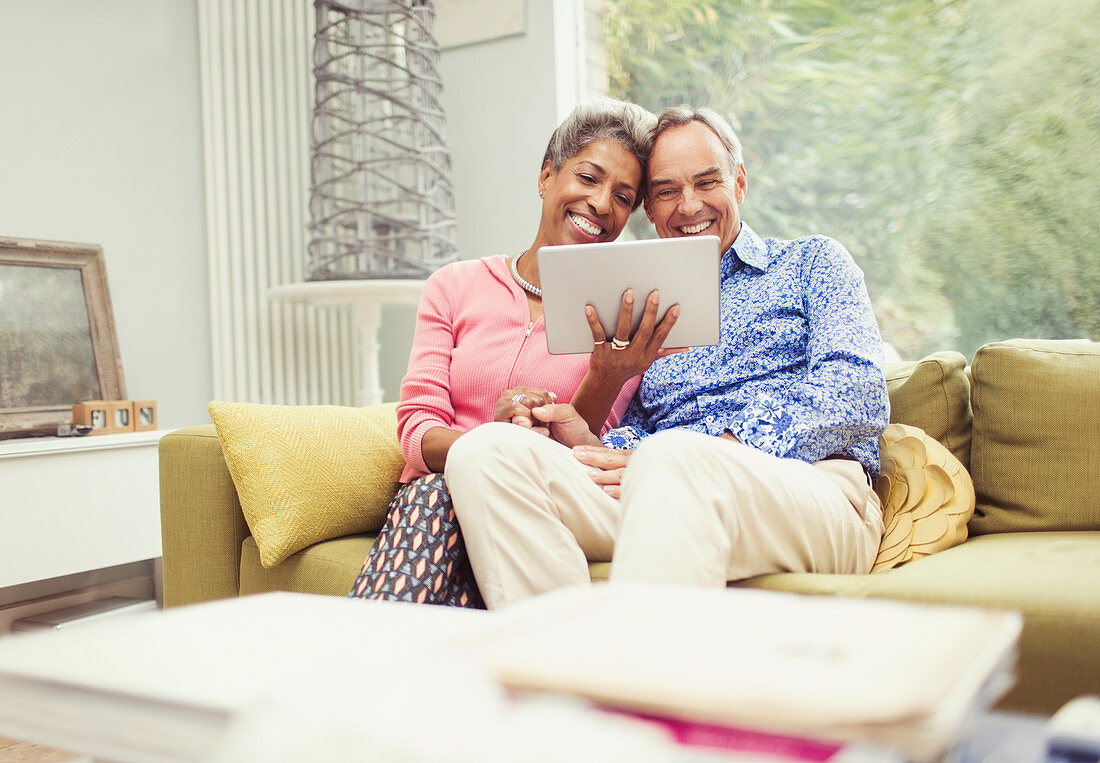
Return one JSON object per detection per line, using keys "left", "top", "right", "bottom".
{"left": 654, "top": 106, "right": 744, "bottom": 171}
{"left": 542, "top": 97, "right": 657, "bottom": 209}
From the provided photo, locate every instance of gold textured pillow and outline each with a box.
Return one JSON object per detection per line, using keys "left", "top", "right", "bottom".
{"left": 872, "top": 423, "right": 975, "bottom": 573}
{"left": 208, "top": 401, "right": 404, "bottom": 568}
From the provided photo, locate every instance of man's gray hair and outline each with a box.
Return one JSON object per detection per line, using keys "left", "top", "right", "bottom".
{"left": 654, "top": 106, "right": 744, "bottom": 171}
{"left": 542, "top": 98, "right": 657, "bottom": 209}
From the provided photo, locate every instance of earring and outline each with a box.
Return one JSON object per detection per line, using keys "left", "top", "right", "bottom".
{"left": 539, "top": 190, "right": 544, "bottom": 198}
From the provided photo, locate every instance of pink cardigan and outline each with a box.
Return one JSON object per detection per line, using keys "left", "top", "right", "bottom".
{"left": 397, "top": 255, "right": 640, "bottom": 481}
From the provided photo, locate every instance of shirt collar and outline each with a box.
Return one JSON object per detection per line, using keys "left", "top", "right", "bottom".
{"left": 722, "top": 222, "right": 770, "bottom": 277}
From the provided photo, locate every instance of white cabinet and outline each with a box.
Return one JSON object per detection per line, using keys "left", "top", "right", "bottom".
{"left": 0, "top": 431, "right": 165, "bottom": 589}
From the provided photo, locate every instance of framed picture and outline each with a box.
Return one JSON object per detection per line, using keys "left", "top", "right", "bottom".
{"left": 0, "top": 237, "right": 126, "bottom": 439}
{"left": 435, "top": 0, "right": 525, "bottom": 49}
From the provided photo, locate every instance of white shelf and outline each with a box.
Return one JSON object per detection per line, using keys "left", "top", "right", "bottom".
{"left": 0, "top": 430, "right": 168, "bottom": 460}
{"left": 0, "top": 430, "right": 167, "bottom": 589}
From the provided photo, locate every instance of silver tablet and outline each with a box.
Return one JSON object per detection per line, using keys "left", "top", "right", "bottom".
{"left": 538, "top": 235, "right": 722, "bottom": 355}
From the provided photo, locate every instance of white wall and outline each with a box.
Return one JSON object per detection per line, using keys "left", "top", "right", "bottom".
{"left": 0, "top": 0, "right": 577, "bottom": 416}
{"left": 378, "top": 0, "right": 577, "bottom": 397}
{"left": 0, "top": 0, "right": 211, "bottom": 429}
{"left": 441, "top": 1, "right": 562, "bottom": 262}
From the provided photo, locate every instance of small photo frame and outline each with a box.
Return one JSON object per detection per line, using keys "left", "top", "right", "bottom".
{"left": 72, "top": 401, "right": 111, "bottom": 435}
{"left": 104, "top": 400, "right": 134, "bottom": 432}
{"left": 72, "top": 400, "right": 134, "bottom": 434}
{"left": 133, "top": 400, "right": 157, "bottom": 431}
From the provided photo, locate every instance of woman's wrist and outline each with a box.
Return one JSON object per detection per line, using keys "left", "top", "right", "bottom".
{"left": 585, "top": 364, "right": 633, "bottom": 394}
{"left": 571, "top": 372, "right": 624, "bottom": 435}
{"left": 420, "top": 426, "right": 463, "bottom": 473}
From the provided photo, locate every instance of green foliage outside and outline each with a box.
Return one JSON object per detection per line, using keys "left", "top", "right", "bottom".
{"left": 604, "top": 0, "right": 1100, "bottom": 359}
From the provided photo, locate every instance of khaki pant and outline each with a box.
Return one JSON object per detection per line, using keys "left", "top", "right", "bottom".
{"left": 445, "top": 423, "right": 883, "bottom": 610}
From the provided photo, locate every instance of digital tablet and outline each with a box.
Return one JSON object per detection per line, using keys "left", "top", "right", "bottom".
{"left": 537, "top": 235, "right": 722, "bottom": 355}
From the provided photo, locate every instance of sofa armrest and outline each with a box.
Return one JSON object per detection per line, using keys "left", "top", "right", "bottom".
{"left": 159, "top": 425, "right": 248, "bottom": 607}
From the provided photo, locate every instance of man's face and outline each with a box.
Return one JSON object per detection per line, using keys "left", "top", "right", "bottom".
{"left": 644, "top": 121, "right": 747, "bottom": 253}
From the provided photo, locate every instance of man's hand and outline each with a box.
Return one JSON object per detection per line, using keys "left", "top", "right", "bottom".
{"left": 572, "top": 445, "right": 633, "bottom": 499}
{"left": 528, "top": 403, "right": 601, "bottom": 448}
{"left": 494, "top": 387, "right": 558, "bottom": 435}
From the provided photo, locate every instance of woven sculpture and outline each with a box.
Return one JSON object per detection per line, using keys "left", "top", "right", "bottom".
{"left": 872, "top": 423, "right": 976, "bottom": 572}
{"left": 308, "top": 0, "right": 458, "bottom": 280}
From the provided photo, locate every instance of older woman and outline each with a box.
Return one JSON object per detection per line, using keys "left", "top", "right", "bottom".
{"left": 348, "top": 98, "right": 676, "bottom": 608}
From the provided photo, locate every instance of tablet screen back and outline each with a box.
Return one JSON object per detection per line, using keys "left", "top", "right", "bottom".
{"left": 538, "top": 235, "right": 722, "bottom": 355}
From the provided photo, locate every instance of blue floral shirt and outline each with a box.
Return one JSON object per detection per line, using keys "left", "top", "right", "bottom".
{"left": 601, "top": 223, "right": 889, "bottom": 479}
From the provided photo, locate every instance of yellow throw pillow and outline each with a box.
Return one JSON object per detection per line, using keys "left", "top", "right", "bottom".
{"left": 871, "top": 423, "right": 975, "bottom": 573}
{"left": 208, "top": 401, "right": 405, "bottom": 568}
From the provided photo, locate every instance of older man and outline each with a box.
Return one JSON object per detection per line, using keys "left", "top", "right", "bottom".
{"left": 445, "top": 106, "right": 889, "bottom": 609}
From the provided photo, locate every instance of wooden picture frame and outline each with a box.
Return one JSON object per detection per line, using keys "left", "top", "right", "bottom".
{"left": 0, "top": 237, "right": 126, "bottom": 439}
{"left": 435, "top": 0, "right": 525, "bottom": 50}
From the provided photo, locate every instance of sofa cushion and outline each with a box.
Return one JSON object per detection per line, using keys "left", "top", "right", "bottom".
{"left": 857, "top": 531, "right": 1100, "bottom": 714}
{"left": 239, "top": 534, "right": 377, "bottom": 596}
{"left": 871, "top": 423, "right": 975, "bottom": 572}
{"left": 242, "top": 540, "right": 614, "bottom": 597}
{"left": 884, "top": 351, "right": 972, "bottom": 469}
{"left": 734, "top": 571, "right": 875, "bottom": 597}
{"left": 208, "top": 401, "right": 405, "bottom": 567}
{"left": 968, "top": 339, "right": 1100, "bottom": 535}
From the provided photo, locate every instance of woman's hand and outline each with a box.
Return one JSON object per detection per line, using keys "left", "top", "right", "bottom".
{"left": 567, "top": 289, "right": 683, "bottom": 437}
{"left": 572, "top": 445, "right": 633, "bottom": 498}
{"left": 587, "top": 289, "right": 683, "bottom": 387}
{"left": 494, "top": 387, "right": 558, "bottom": 434}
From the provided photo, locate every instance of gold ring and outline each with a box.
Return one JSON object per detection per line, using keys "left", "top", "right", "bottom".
{"left": 610, "top": 337, "right": 629, "bottom": 351}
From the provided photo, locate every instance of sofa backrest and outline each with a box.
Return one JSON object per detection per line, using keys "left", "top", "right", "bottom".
{"left": 884, "top": 351, "right": 972, "bottom": 470}
{"left": 967, "top": 338, "right": 1100, "bottom": 535}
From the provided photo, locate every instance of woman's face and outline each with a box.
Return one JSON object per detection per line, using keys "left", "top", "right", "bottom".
{"left": 537, "top": 139, "right": 642, "bottom": 246}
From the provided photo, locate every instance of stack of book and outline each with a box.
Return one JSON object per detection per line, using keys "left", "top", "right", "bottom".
{"left": 478, "top": 584, "right": 1022, "bottom": 761}
{"left": 0, "top": 585, "right": 1022, "bottom": 761}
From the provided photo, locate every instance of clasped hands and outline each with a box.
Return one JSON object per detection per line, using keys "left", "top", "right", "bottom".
{"left": 491, "top": 289, "right": 681, "bottom": 497}
{"left": 494, "top": 389, "right": 632, "bottom": 498}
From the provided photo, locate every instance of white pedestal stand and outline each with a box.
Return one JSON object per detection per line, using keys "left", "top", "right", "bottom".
{"left": 269, "top": 280, "right": 425, "bottom": 406}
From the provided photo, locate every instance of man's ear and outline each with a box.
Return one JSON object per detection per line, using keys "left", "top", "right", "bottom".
{"left": 735, "top": 164, "right": 747, "bottom": 204}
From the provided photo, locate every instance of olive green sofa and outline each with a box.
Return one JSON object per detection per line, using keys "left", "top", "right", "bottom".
{"left": 160, "top": 338, "right": 1100, "bottom": 716}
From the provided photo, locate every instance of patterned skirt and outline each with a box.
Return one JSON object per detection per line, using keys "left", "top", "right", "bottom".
{"left": 347, "top": 473, "right": 485, "bottom": 609}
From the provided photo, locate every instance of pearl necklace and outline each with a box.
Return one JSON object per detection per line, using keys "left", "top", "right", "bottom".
{"left": 510, "top": 250, "right": 542, "bottom": 298}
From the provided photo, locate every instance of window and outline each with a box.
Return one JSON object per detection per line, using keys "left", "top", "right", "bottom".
{"left": 600, "top": 0, "right": 1099, "bottom": 359}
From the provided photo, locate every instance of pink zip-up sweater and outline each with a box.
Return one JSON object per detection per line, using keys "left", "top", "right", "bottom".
{"left": 397, "top": 255, "right": 640, "bottom": 482}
